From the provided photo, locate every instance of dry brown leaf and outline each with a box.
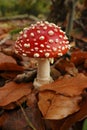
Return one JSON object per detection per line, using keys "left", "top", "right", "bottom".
{"left": 38, "top": 91, "right": 54, "bottom": 117}
{"left": 39, "top": 73, "right": 87, "bottom": 97}
{"left": 60, "top": 95, "right": 87, "bottom": 130}
{"left": 0, "top": 112, "right": 9, "bottom": 127}
{"left": 1, "top": 104, "right": 45, "bottom": 130}
{"left": 0, "top": 52, "right": 23, "bottom": 71}
{"left": 38, "top": 73, "right": 87, "bottom": 119}
{"left": 55, "top": 58, "right": 78, "bottom": 76}
{"left": 0, "top": 81, "right": 33, "bottom": 108}
{"left": 0, "top": 33, "right": 9, "bottom": 40}
{"left": 0, "top": 72, "right": 20, "bottom": 80}
{"left": 45, "top": 95, "right": 81, "bottom": 120}
{"left": 38, "top": 91, "right": 81, "bottom": 120}
{"left": 70, "top": 50, "right": 87, "bottom": 65}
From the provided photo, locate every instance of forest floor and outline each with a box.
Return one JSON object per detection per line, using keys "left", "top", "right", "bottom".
{"left": 0, "top": 17, "right": 87, "bottom": 130}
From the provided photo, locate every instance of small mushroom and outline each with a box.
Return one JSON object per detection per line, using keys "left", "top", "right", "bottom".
{"left": 15, "top": 21, "right": 70, "bottom": 88}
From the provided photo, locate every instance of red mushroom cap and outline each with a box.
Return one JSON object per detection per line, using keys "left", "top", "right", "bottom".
{"left": 15, "top": 21, "right": 70, "bottom": 58}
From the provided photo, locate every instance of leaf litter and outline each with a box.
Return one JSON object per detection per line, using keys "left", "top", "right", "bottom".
{"left": 0, "top": 19, "right": 87, "bottom": 130}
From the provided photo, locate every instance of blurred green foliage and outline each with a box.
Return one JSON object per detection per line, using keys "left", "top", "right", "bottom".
{"left": 0, "top": 0, "right": 51, "bottom": 17}
{"left": 82, "top": 119, "right": 87, "bottom": 130}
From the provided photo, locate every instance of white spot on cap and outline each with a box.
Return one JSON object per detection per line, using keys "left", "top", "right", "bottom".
{"left": 60, "top": 30, "right": 65, "bottom": 33}
{"left": 34, "top": 38, "right": 36, "bottom": 41}
{"left": 39, "top": 50, "right": 43, "bottom": 53}
{"left": 63, "top": 41, "right": 65, "bottom": 44}
{"left": 58, "top": 27, "right": 61, "bottom": 29}
{"left": 40, "top": 23, "right": 45, "bottom": 26}
{"left": 35, "top": 47, "right": 38, "bottom": 51}
{"left": 66, "top": 41, "right": 69, "bottom": 44}
{"left": 50, "top": 23, "right": 56, "bottom": 27}
{"left": 62, "top": 46, "right": 65, "bottom": 50}
{"left": 22, "top": 53, "right": 27, "bottom": 56}
{"left": 53, "top": 47, "right": 57, "bottom": 52}
{"left": 58, "top": 49, "right": 61, "bottom": 52}
{"left": 26, "top": 39, "right": 29, "bottom": 41}
{"left": 37, "top": 30, "right": 40, "bottom": 33}
{"left": 24, "top": 43, "right": 30, "bottom": 48}
{"left": 39, "top": 36, "right": 45, "bottom": 40}
{"left": 31, "top": 49, "right": 34, "bottom": 51}
{"left": 45, "top": 21, "right": 49, "bottom": 24}
{"left": 54, "top": 29, "right": 58, "bottom": 32}
{"left": 43, "top": 26, "right": 47, "bottom": 30}
{"left": 48, "top": 24, "right": 53, "bottom": 27}
{"left": 55, "top": 39, "right": 59, "bottom": 43}
{"left": 21, "top": 40, "right": 23, "bottom": 42}
{"left": 58, "top": 46, "right": 61, "bottom": 49}
{"left": 48, "top": 30, "right": 54, "bottom": 36}
{"left": 23, "top": 34, "right": 27, "bottom": 38}
{"left": 34, "top": 42, "right": 38, "bottom": 45}
{"left": 46, "top": 45, "right": 50, "bottom": 48}
{"left": 64, "top": 36, "right": 68, "bottom": 40}
{"left": 60, "top": 42, "right": 62, "bottom": 44}
{"left": 45, "top": 53, "right": 50, "bottom": 57}
{"left": 34, "top": 53, "right": 39, "bottom": 57}
{"left": 59, "top": 35, "right": 63, "bottom": 38}
{"left": 58, "top": 53, "right": 63, "bottom": 56}
{"left": 31, "top": 25, "right": 35, "bottom": 29}
{"left": 30, "top": 33, "right": 34, "bottom": 37}
{"left": 37, "top": 21, "right": 40, "bottom": 24}
{"left": 49, "top": 39, "right": 54, "bottom": 43}
{"left": 40, "top": 44, "right": 44, "bottom": 47}
{"left": 24, "top": 27, "right": 28, "bottom": 30}
{"left": 19, "top": 31, "right": 23, "bottom": 34}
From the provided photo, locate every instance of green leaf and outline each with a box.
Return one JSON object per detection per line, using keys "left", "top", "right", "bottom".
{"left": 82, "top": 119, "right": 87, "bottom": 130}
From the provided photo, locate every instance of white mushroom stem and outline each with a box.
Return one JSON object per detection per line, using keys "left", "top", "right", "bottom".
{"left": 33, "top": 58, "right": 53, "bottom": 88}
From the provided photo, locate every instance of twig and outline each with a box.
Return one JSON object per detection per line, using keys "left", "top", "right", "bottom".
{"left": 0, "top": 34, "right": 11, "bottom": 45}
{"left": 17, "top": 102, "right": 37, "bottom": 130}
{"left": 74, "top": 20, "right": 87, "bottom": 33}
{"left": 0, "top": 14, "right": 39, "bottom": 22}
{"left": 66, "top": 0, "right": 77, "bottom": 36}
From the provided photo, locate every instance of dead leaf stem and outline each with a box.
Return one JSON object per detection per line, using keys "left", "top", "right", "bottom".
{"left": 17, "top": 102, "right": 37, "bottom": 130}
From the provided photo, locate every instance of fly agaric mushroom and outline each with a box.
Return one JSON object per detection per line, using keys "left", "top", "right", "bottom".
{"left": 15, "top": 21, "right": 70, "bottom": 88}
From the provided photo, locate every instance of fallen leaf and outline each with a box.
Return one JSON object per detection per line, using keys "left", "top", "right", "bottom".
{"left": 0, "top": 112, "right": 9, "bottom": 127}
{"left": 1, "top": 103, "right": 45, "bottom": 130}
{"left": 84, "top": 59, "right": 87, "bottom": 68}
{"left": 0, "top": 72, "right": 20, "bottom": 80}
{"left": 0, "top": 52, "right": 23, "bottom": 71}
{"left": 70, "top": 50, "right": 87, "bottom": 65}
{"left": 39, "top": 73, "right": 87, "bottom": 97}
{"left": 0, "top": 81, "right": 33, "bottom": 108}
{"left": 39, "top": 92, "right": 81, "bottom": 119}
{"left": 38, "top": 73, "right": 87, "bottom": 119}
{"left": 0, "top": 33, "right": 9, "bottom": 40}
{"left": 38, "top": 91, "right": 54, "bottom": 118}
{"left": 60, "top": 95, "right": 87, "bottom": 130}
{"left": 55, "top": 58, "right": 78, "bottom": 76}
